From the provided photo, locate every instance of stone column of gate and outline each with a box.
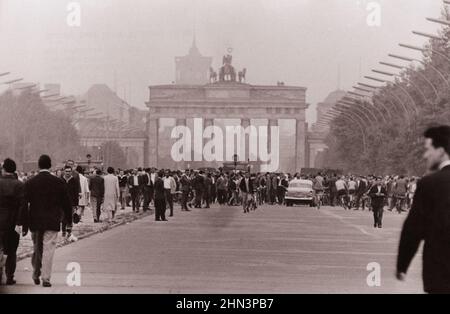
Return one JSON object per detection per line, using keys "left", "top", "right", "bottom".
{"left": 204, "top": 118, "right": 215, "bottom": 168}
{"left": 176, "top": 118, "right": 187, "bottom": 170}
{"left": 241, "top": 118, "right": 251, "bottom": 166}
{"left": 267, "top": 118, "right": 278, "bottom": 157}
{"left": 147, "top": 118, "right": 159, "bottom": 168}
{"left": 295, "top": 118, "right": 307, "bottom": 172}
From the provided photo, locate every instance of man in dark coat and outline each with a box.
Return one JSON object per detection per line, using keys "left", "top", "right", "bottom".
{"left": 89, "top": 169, "right": 105, "bottom": 222}
{"left": 23, "top": 155, "right": 73, "bottom": 287}
{"left": 0, "top": 159, "right": 26, "bottom": 285}
{"left": 154, "top": 171, "right": 167, "bottom": 221}
{"left": 192, "top": 171, "right": 205, "bottom": 208}
{"left": 61, "top": 165, "right": 80, "bottom": 240}
{"left": 203, "top": 173, "right": 213, "bottom": 209}
{"left": 180, "top": 170, "right": 191, "bottom": 211}
{"left": 128, "top": 169, "right": 142, "bottom": 212}
{"left": 368, "top": 178, "right": 387, "bottom": 228}
{"left": 397, "top": 126, "right": 450, "bottom": 293}
{"left": 142, "top": 168, "right": 154, "bottom": 212}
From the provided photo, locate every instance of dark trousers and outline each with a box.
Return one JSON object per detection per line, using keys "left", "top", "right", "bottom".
{"left": 355, "top": 193, "right": 365, "bottom": 210}
{"left": 0, "top": 230, "right": 19, "bottom": 280}
{"left": 143, "top": 186, "right": 153, "bottom": 211}
{"left": 194, "top": 189, "right": 203, "bottom": 207}
{"left": 203, "top": 191, "right": 211, "bottom": 208}
{"left": 61, "top": 207, "right": 75, "bottom": 235}
{"left": 181, "top": 190, "right": 189, "bottom": 210}
{"left": 155, "top": 198, "right": 166, "bottom": 221}
{"left": 165, "top": 189, "right": 174, "bottom": 216}
{"left": 130, "top": 187, "right": 140, "bottom": 212}
{"left": 372, "top": 205, "right": 384, "bottom": 227}
{"left": 270, "top": 189, "right": 277, "bottom": 204}
{"left": 92, "top": 196, "right": 103, "bottom": 221}
{"left": 330, "top": 190, "right": 337, "bottom": 206}
{"left": 217, "top": 189, "right": 227, "bottom": 205}
{"left": 277, "top": 188, "right": 285, "bottom": 205}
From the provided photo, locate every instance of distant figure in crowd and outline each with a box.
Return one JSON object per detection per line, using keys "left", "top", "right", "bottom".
{"left": 397, "top": 126, "right": 450, "bottom": 293}
{"left": 0, "top": 158, "right": 26, "bottom": 286}
{"left": 61, "top": 165, "right": 79, "bottom": 242}
{"left": 76, "top": 166, "right": 90, "bottom": 221}
{"left": 154, "top": 170, "right": 167, "bottom": 221}
{"left": 368, "top": 178, "right": 386, "bottom": 228}
{"left": 103, "top": 167, "right": 120, "bottom": 223}
{"left": 163, "top": 170, "right": 176, "bottom": 217}
{"left": 23, "top": 155, "right": 72, "bottom": 287}
{"left": 118, "top": 170, "right": 128, "bottom": 210}
{"left": 128, "top": 169, "right": 142, "bottom": 213}
{"left": 89, "top": 169, "right": 104, "bottom": 223}
{"left": 142, "top": 168, "right": 154, "bottom": 212}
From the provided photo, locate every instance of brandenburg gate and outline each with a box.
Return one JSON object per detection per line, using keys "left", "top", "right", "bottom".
{"left": 145, "top": 49, "right": 309, "bottom": 172}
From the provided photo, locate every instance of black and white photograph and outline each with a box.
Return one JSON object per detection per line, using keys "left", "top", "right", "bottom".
{"left": 1, "top": 0, "right": 450, "bottom": 298}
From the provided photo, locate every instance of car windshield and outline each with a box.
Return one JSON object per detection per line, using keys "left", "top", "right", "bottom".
{"left": 289, "top": 182, "right": 312, "bottom": 189}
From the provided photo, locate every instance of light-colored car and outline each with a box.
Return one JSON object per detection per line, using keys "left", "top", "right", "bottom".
{"left": 285, "top": 179, "right": 316, "bottom": 207}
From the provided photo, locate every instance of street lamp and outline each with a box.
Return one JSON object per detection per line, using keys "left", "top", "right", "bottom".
{"left": 357, "top": 82, "right": 410, "bottom": 121}
{"left": 398, "top": 44, "right": 450, "bottom": 86}
{"left": 372, "top": 68, "right": 429, "bottom": 103}
{"left": 426, "top": 17, "right": 450, "bottom": 27}
{"left": 380, "top": 60, "right": 439, "bottom": 99}
{"left": 3, "top": 78, "right": 24, "bottom": 85}
{"left": 364, "top": 75, "right": 419, "bottom": 116}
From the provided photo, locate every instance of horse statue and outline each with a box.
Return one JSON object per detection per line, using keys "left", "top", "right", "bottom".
{"left": 209, "top": 67, "right": 218, "bottom": 83}
{"left": 238, "top": 68, "right": 247, "bottom": 83}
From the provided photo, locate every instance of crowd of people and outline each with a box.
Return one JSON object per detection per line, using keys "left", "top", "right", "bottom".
{"left": 0, "top": 155, "right": 421, "bottom": 288}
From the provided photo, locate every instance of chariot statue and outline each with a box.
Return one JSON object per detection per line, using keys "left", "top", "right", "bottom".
{"left": 219, "top": 53, "right": 236, "bottom": 82}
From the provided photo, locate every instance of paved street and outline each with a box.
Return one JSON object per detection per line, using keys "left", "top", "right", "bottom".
{"left": 2, "top": 204, "right": 423, "bottom": 294}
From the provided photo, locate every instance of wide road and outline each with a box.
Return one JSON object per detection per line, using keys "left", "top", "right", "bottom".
{"left": 2, "top": 204, "right": 423, "bottom": 294}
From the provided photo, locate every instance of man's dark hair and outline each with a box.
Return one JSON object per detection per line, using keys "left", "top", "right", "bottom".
{"left": 2, "top": 158, "right": 16, "bottom": 173}
{"left": 424, "top": 126, "right": 450, "bottom": 156}
{"left": 64, "top": 165, "right": 72, "bottom": 171}
{"left": 76, "top": 165, "right": 84, "bottom": 173}
{"left": 96, "top": 169, "right": 103, "bottom": 175}
{"left": 38, "top": 155, "right": 52, "bottom": 170}
{"left": 107, "top": 167, "right": 114, "bottom": 174}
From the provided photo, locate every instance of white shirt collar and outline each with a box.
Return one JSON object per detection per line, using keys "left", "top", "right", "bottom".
{"left": 439, "top": 160, "right": 450, "bottom": 170}
{"left": 39, "top": 169, "right": 50, "bottom": 173}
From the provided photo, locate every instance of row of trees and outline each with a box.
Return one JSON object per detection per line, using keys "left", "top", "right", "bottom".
{"left": 0, "top": 89, "right": 130, "bottom": 170}
{"left": 322, "top": 6, "right": 450, "bottom": 176}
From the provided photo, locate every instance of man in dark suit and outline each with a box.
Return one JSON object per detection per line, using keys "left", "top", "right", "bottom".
{"left": 368, "top": 178, "right": 387, "bottom": 228}
{"left": 397, "top": 126, "right": 450, "bottom": 293}
{"left": 22, "top": 155, "right": 72, "bottom": 288}
{"left": 0, "top": 159, "right": 26, "bottom": 285}
{"left": 239, "top": 172, "right": 254, "bottom": 213}
{"left": 89, "top": 169, "right": 104, "bottom": 223}
{"left": 355, "top": 176, "right": 368, "bottom": 210}
{"left": 180, "top": 170, "right": 191, "bottom": 211}
{"left": 328, "top": 174, "right": 338, "bottom": 206}
{"left": 154, "top": 170, "right": 167, "bottom": 221}
{"left": 128, "top": 169, "right": 142, "bottom": 212}
{"left": 192, "top": 171, "right": 205, "bottom": 208}
{"left": 142, "top": 168, "right": 154, "bottom": 212}
{"left": 203, "top": 173, "right": 213, "bottom": 209}
{"left": 61, "top": 165, "right": 80, "bottom": 240}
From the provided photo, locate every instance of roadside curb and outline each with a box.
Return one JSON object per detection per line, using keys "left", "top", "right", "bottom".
{"left": 16, "top": 211, "right": 151, "bottom": 261}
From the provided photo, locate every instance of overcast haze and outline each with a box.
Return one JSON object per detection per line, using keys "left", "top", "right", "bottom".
{"left": 0, "top": 0, "right": 444, "bottom": 122}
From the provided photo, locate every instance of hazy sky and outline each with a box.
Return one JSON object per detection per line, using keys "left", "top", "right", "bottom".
{"left": 0, "top": 0, "right": 445, "bottom": 122}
